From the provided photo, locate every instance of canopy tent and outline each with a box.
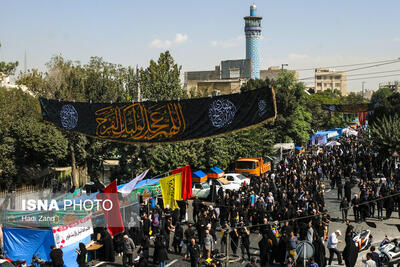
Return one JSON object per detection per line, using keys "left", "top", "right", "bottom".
{"left": 3, "top": 226, "right": 91, "bottom": 267}
{"left": 4, "top": 228, "right": 54, "bottom": 265}
{"left": 328, "top": 128, "right": 344, "bottom": 137}
{"left": 273, "top": 143, "right": 295, "bottom": 151}
{"left": 192, "top": 170, "right": 207, "bottom": 183}
{"left": 342, "top": 127, "right": 358, "bottom": 137}
{"left": 326, "top": 140, "right": 341, "bottom": 146}
{"left": 311, "top": 130, "right": 339, "bottom": 146}
{"left": 295, "top": 146, "right": 304, "bottom": 154}
{"left": 207, "top": 167, "right": 224, "bottom": 178}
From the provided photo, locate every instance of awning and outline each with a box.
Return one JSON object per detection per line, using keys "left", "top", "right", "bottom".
{"left": 207, "top": 167, "right": 224, "bottom": 178}
{"left": 192, "top": 170, "right": 207, "bottom": 178}
{"left": 208, "top": 167, "right": 224, "bottom": 174}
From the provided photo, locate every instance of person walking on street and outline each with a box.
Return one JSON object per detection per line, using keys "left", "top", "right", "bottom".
{"left": 365, "top": 253, "right": 377, "bottom": 267}
{"left": 203, "top": 229, "right": 214, "bottom": 260}
{"left": 340, "top": 197, "right": 349, "bottom": 222}
{"left": 186, "top": 238, "right": 201, "bottom": 267}
{"left": 327, "top": 230, "right": 344, "bottom": 265}
{"left": 122, "top": 234, "right": 135, "bottom": 267}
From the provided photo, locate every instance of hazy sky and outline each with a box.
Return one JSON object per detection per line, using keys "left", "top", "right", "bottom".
{"left": 1, "top": 0, "right": 399, "bottom": 92}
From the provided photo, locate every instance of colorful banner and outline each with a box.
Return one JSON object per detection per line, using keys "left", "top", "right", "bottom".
{"left": 52, "top": 215, "right": 93, "bottom": 249}
{"left": 321, "top": 103, "right": 374, "bottom": 113}
{"left": 96, "top": 180, "right": 124, "bottom": 236}
{"left": 172, "top": 165, "right": 192, "bottom": 200}
{"left": 159, "top": 173, "right": 182, "bottom": 210}
{"left": 358, "top": 112, "right": 367, "bottom": 126}
{"left": 118, "top": 169, "right": 150, "bottom": 195}
{"left": 39, "top": 87, "right": 276, "bottom": 143}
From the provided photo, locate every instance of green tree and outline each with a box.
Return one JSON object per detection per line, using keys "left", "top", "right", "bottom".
{"left": 0, "top": 42, "right": 19, "bottom": 76}
{"left": 369, "top": 93, "right": 400, "bottom": 126}
{"left": 371, "top": 87, "right": 392, "bottom": 106}
{"left": 139, "top": 51, "right": 184, "bottom": 101}
{"left": 370, "top": 114, "right": 400, "bottom": 158}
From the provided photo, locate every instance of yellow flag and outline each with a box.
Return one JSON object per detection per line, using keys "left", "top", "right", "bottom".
{"left": 159, "top": 173, "right": 182, "bottom": 210}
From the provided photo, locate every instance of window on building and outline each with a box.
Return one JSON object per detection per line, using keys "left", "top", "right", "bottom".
{"left": 324, "top": 83, "right": 330, "bottom": 87}
{"left": 316, "top": 76, "right": 321, "bottom": 80}
{"left": 335, "top": 83, "right": 341, "bottom": 87}
{"left": 229, "top": 68, "right": 240, "bottom": 78}
{"left": 317, "top": 83, "right": 322, "bottom": 87}
{"left": 335, "top": 76, "right": 341, "bottom": 79}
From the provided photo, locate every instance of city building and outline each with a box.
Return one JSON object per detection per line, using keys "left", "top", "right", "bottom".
{"left": 0, "top": 72, "right": 29, "bottom": 93}
{"left": 260, "top": 66, "right": 299, "bottom": 81}
{"left": 356, "top": 89, "right": 374, "bottom": 100}
{"left": 314, "top": 68, "right": 347, "bottom": 95}
{"left": 379, "top": 81, "right": 399, "bottom": 92}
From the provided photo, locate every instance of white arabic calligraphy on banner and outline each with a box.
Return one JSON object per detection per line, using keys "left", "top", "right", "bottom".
{"left": 52, "top": 216, "right": 93, "bottom": 248}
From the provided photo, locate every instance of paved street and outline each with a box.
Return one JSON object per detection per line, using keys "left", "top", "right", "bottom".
{"left": 92, "top": 178, "right": 400, "bottom": 267}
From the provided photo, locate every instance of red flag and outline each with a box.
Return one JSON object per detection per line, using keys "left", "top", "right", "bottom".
{"left": 358, "top": 112, "right": 367, "bottom": 126}
{"left": 172, "top": 165, "right": 193, "bottom": 200}
{"left": 96, "top": 180, "right": 124, "bottom": 236}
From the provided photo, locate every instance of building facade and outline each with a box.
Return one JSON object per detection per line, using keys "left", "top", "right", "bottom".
{"left": 314, "top": 68, "right": 347, "bottom": 95}
{"left": 379, "top": 81, "right": 399, "bottom": 92}
{"left": 260, "top": 66, "right": 299, "bottom": 81}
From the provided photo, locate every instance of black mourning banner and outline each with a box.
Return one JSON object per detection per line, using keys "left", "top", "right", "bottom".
{"left": 321, "top": 103, "right": 375, "bottom": 113}
{"left": 39, "top": 87, "right": 276, "bottom": 144}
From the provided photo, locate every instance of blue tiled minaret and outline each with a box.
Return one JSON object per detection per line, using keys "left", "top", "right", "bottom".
{"left": 244, "top": 4, "right": 262, "bottom": 79}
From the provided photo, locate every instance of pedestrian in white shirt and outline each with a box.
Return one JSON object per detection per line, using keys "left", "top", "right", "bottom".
{"left": 327, "top": 230, "right": 344, "bottom": 265}
{"left": 365, "top": 253, "right": 376, "bottom": 267}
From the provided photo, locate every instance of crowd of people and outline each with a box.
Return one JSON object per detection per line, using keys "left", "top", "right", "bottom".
{"left": 64, "top": 128, "right": 400, "bottom": 267}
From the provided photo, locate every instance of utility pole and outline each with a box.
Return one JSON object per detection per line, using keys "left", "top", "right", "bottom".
{"left": 362, "top": 81, "right": 365, "bottom": 99}
{"left": 281, "top": 63, "right": 288, "bottom": 70}
{"left": 225, "top": 231, "right": 229, "bottom": 267}
{"left": 136, "top": 65, "right": 141, "bottom": 102}
{"left": 24, "top": 50, "right": 27, "bottom": 73}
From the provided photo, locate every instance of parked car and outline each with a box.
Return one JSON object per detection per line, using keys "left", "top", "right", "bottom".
{"left": 0, "top": 259, "right": 15, "bottom": 267}
{"left": 209, "top": 178, "right": 241, "bottom": 192}
{"left": 224, "top": 173, "right": 250, "bottom": 186}
{"left": 192, "top": 182, "right": 210, "bottom": 199}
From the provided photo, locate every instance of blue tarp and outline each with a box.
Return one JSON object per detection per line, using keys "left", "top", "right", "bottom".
{"left": 311, "top": 130, "right": 339, "bottom": 146}
{"left": 295, "top": 146, "right": 302, "bottom": 151}
{"left": 4, "top": 227, "right": 55, "bottom": 264}
{"left": 208, "top": 167, "right": 224, "bottom": 174}
{"left": 62, "top": 235, "right": 92, "bottom": 267}
{"left": 4, "top": 227, "right": 91, "bottom": 267}
{"left": 192, "top": 170, "right": 207, "bottom": 178}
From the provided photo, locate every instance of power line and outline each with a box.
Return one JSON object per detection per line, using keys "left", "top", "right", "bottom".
{"left": 345, "top": 69, "right": 400, "bottom": 77}
{"left": 299, "top": 69, "right": 400, "bottom": 81}
{"left": 299, "top": 60, "right": 400, "bottom": 81}
{"left": 347, "top": 73, "right": 400, "bottom": 81}
{"left": 295, "top": 59, "right": 400, "bottom": 71}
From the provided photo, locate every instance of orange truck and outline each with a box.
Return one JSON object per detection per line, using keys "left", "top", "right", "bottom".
{"left": 235, "top": 157, "right": 271, "bottom": 177}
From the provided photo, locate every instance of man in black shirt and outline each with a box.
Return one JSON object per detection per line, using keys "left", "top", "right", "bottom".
{"left": 192, "top": 196, "right": 201, "bottom": 223}
{"left": 185, "top": 238, "right": 201, "bottom": 267}
{"left": 50, "top": 245, "right": 64, "bottom": 267}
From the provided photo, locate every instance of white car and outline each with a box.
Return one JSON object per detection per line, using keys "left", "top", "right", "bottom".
{"left": 0, "top": 260, "right": 15, "bottom": 267}
{"left": 209, "top": 178, "right": 241, "bottom": 192}
{"left": 192, "top": 182, "right": 210, "bottom": 199}
{"left": 224, "top": 173, "right": 250, "bottom": 186}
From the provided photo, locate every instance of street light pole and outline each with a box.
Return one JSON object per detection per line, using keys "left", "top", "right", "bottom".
{"left": 362, "top": 81, "right": 365, "bottom": 99}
